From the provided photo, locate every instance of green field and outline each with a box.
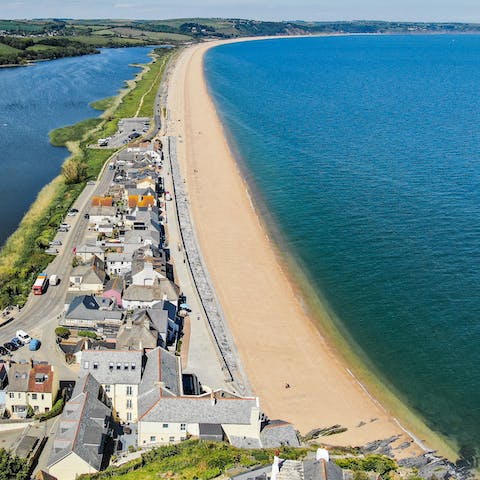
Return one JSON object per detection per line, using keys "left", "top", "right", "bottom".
{"left": 101, "top": 27, "right": 192, "bottom": 42}
{"left": 56, "top": 35, "right": 146, "bottom": 46}
{"left": 0, "top": 43, "right": 20, "bottom": 55}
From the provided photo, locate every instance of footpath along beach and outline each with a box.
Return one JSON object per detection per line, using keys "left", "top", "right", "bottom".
{"left": 164, "top": 39, "right": 456, "bottom": 461}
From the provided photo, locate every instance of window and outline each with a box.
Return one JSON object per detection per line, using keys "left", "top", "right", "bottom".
{"left": 31, "top": 393, "right": 37, "bottom": 400}
{"left": 126, "top": 386, "right": 133, "bottom": 396}
{"left": 127, "top": 412, "right": 132, "bottom": 422}
{"left": 169, "top": 436, "right": 175, "bottom": 442}
{"left": 180, "top": 423, "right": 186, "bottom": 431}
{"left": 93, "top": 362, "right": 98, "bottom": 370}
{"left": 116, "top": 363, "right": 121, "bottom": 370}
{"left": 84, "top": 361, "right": 89, "bottom": 369}
{"left": 8, "top": 393, "right": 13, "bottom": 399}
{"left": 126, "top": 399, "right": 132, "bottom": 409}
{"left": 131, "top": 363, "right": 136, "bottom": 370}
{"left": 124, "top": 363, "right": 129, "bottom": 370}
{"left": 150, "top": 436, "right": 156, "bottom": 442}
{"left": 162, "top": 423, "right": 168, "bottom": 429}
{"left": 109, "top": 362, "right": 114, "bottom": 371}
{"left": 105, "top": 385, "right": 111, "bottom": 393}
{"left": 34, "top": 406, "right": 39, "bottom": 412}
{"left": 41, "top": 394, "right": 44, "bottom": 400}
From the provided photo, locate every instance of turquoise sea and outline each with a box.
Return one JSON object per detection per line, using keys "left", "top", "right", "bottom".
{"left": 0, "top": 46, "right": 155, "bottom": 245}
{"left": 205, "top": 35, "right": 480, "bottom": 465}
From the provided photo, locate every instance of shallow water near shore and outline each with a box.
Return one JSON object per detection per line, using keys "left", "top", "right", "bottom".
{"left": 205, "top": 35, "right": 480, "bottom": 465}
{"left": 0, "top": 46, "right": 155, "bottom": 245}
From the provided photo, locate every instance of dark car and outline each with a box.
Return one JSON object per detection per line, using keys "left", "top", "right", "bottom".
{"left": 0, "top": 346, "right": 8, "bottom": 355}
{"left": 84, "top": 213, "right": 90, "bottom": 219}
{"left": 70, "top": 208, "right": 79, "bottom": 213}
{"left": 11, "top": 337, "right": 23, "bottom": 348}
{"left": 4, "top": 342, "right": 17, "bottom": 351}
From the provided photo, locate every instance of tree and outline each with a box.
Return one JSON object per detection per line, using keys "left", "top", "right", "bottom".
{"left": 0, "top": 448, "right": 29, "bottom": 479}
{"left": 55, "top": 326, "right": 70, "bottom": 339}
{"left": 62, "top": 159, "right": 87, "bottom": 185}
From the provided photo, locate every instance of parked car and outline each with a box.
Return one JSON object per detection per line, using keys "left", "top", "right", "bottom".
{"left": 50, "top": 240, "right": 62, "bottom": 246}
{"left": 4, "top": 342, "right": 16, "bottom": 351}
{"left": 11, "top": 337, "right": 24, "bottom": 348}
{"left": 84, "top": 213, "right": 90, "bottom": 219}
{"left": 0, "top": 346, "right": 9, "bottom": 356}
{"left": 49, "top": 274, "right": 59, "bottom": 286}
{"left": 16, "top": 330, "right": 31, "bottom": 344}
{"left": 58, "top": 227, "right": 68, "bottom": 233}
{"left": 67, "top": 211, "right": 76, "bottom": 217}
{"left": 29, "top": 339, "right": 40, "bottom": 351}
{"left": 70, "top": 208, "right": 79, "bottom": 213}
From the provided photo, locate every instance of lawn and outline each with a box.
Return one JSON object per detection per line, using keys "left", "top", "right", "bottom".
{"left": 0, "top": 43, "right": 21, "bottom": 55}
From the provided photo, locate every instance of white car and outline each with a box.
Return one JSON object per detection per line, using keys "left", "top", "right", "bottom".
{"left": 16, "top": 330, "right": 31, "bottom": 344}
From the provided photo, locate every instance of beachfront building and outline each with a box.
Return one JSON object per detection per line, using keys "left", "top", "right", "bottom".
{"left": 116, "top": 314, "right": 159, "bottom": 351}
{"left": 47, "top": 374, "right": 114, "bottom": 480}
{"left": 122, "top": 278, "right": 180, "bottom": 309}
{"left": 6, "top": 363, "right": 58, "bottom": 418}
{"left": 79, "top": 349, "right": 143, "bottom": 423}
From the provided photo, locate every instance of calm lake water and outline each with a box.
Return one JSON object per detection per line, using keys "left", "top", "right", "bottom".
{"left": 0, "top": 46, "right": 155, "bottom": 245}
{"left": 205, "top": 35, "right": 480, "bottom": 464}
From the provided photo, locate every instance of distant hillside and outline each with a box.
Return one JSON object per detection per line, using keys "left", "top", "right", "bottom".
{"left": 2, "top": 17, "right": 480, "bottom": 65}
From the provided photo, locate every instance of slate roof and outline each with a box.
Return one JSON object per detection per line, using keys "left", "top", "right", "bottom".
{"left": 303, "top": 458, "right": 345, "bottom": 480}
{"left": 65, "top": 295, "right": 123, "bottom": 322}
{"left": 260, "top": 420, "right": 300, "bottom": 448}
{"left": 138, "top": 395, "right": 259, "bottom": 425}
{"left": 123, "top": 279, "right": 179, "bottom": 303}
{"left": 139, "top": 347, "right": 182, "bottom": 397}
{"left": 116, "top": 317, "right": 158, "bottom": 351}
{"left": 106, "top": 252, "right": 132, "bottom": 263}
{"left": 124, "top": 229, "right": 160, "bottom": 246}
{"left": 89, "top": 206, "right": 116, "bottom": 218}
{"left": 77, "top": 244, "right": 105, "bottom": 255}
{"left": 104, "top": 276, "right": 124, "bottom": 293}
{"left": 80, "top": 350, "right": 143, "bottom": 385}
{"left": 47, "top": 374, "right": 111, "bottom": 472}
{"left": 7, "top": 363, "right": 31, "bottom": 392}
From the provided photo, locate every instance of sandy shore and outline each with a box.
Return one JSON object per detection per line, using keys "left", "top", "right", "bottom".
{"left": 165, "top": 38, "right": 453, "bottom": 459}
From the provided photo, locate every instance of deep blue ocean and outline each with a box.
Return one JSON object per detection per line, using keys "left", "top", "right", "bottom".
{"left": 205, "top": 35, "right": 480, "bottom": 464}
{"left": 0, "top": 46, "right": 155, "bottom": 245}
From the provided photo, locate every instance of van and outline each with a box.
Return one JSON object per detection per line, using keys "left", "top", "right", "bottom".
{"left": 49, "top": 274, "right": 59, "bottom": 286}
{"left": 16, "top": 330, "right": 31, "bottom": 344}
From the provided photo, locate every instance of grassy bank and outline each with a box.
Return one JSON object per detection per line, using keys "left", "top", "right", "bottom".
{"left": 79, "top": 440, "right": 308, "bottom": 480}
{"left": 0, "top": 46, "right": 174, "bottom": 308}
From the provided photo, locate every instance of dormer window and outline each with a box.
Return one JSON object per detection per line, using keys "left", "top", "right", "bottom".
{"left": 116, "top": 363, "right": 121, "bottom": 370}
{"left": 124, "top": 363, "right": 129, "bottom": 370}
{"left": 84, "top": 361, "right": 89, "bottom": 369}
{"left": 131, "top": 363, "right": 136, "bottom": 370}
{"left": 109, "top": 362, "right": 114, "bottom": 371}
{"left": 93, "top": 362, "right": 98, "bottom": 370}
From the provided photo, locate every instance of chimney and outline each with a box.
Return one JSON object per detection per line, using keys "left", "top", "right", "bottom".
{"left": 210, "top": 391, "right": 216, "bottom": 406}
{"left": 126, "top": 317, "right": 133, "bottom": 330}
{"left": 316, "top": 448, "right": 329, "bottom": 462}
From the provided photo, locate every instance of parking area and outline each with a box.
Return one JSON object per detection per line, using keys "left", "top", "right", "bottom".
{"left": 97, "top": 117, "right": 150, "bottom": 148}
{"left": 45, "top": 207, "right": 80, "bottom": 256}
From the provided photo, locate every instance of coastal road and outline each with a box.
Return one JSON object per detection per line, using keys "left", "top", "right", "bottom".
{"left": 0, "top": 160, "right": 116, "bottom": 373}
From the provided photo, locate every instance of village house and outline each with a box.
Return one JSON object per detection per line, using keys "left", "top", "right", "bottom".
{"left": 80, "top": 349, "right": 143, "bottom": 423}
{"left": 47, "top": 374, "right": 114, "bottom": 480}
{"left": 231, "top": 449, "right": 350, "bottom": 480}
{"left": 6, "top": 362, "right": 58, "bottom": 418}
{"left": 105, "top": 251, "right": 133, "bottom": 276}
{"left": 116, "top": 314, "right": 159, "bottom": 351}
{"left": 88, "top": 205, "right": 117, "bottom": 225}
{"left": 122, "top": 278, "right": 180, "bottom": 309}
{"left": 69, "top": 255, "right": 107, "bottom": 292}
{"left": 62, "top": 295, "right": 124, "bottom": 337}
{"left": 75, "top": 244, "right": 105, "bottom": 263}
{"left": 102, "top": 276, "right": 124, "bottom": 308}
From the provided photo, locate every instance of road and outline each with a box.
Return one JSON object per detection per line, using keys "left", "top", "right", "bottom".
{"left": 0, "top": 164, "right": 116, "bottom": 375}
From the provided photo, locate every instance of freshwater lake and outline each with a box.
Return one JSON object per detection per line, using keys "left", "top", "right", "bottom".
{"left": 0, "top": 46, "right": 155, "bottom": 245}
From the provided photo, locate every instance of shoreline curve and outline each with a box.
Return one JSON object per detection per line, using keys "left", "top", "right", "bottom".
{"left": 165, "top": 37, "right": 459, "bottom": 463}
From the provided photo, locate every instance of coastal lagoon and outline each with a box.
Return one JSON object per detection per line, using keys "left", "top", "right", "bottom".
{"left": 205, "top": 35, "right": 480, "bottom": 463}
{"left": 0, "top": 46, "right": 155, "bottom": 245}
